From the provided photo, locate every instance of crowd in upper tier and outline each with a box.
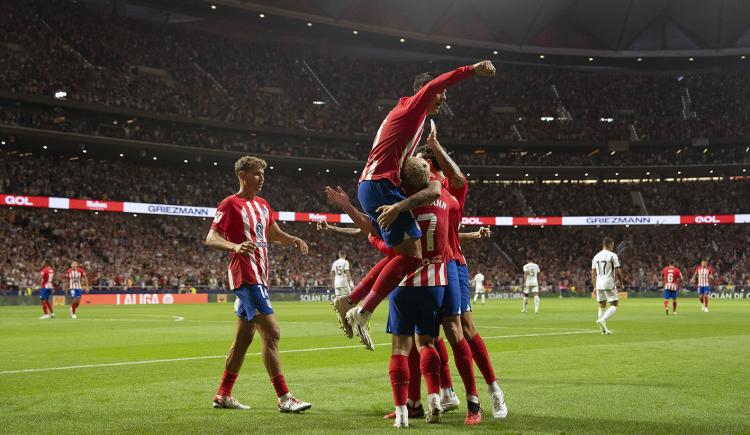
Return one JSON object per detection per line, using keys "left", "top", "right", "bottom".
{"left": 2, "top": 0, "right": 750, "bottom": 145}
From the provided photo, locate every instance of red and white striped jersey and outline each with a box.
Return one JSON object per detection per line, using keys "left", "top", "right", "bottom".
{"left": 443, "top": 177, "right": 468, "bottom": 265}
{"left": 211, "top": 194, "right": 276, "bottom": 289}
{"left": 400, "top": 188, "right": 454, "bottom": 287}
{"left": 359, "top": 65, "right": 476, "bottom": 187}
{"left": 694, "top": 265, "right": 714, "bottom": 287}
{"left": 40, "top": 266, "right": 54, "bottom": 288}
{"left": 661, "top": 266, "right": 682, "bottom": 290}
{"left": 65, "top": 267, "right": 87, "bottom": 289}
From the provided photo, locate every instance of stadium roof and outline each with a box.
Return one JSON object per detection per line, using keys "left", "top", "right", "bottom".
{"left": 202, "top": 0, "right": 750, "bottom": 58}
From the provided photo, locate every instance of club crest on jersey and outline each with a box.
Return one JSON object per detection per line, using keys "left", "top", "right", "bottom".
{"left": 255, "top": 223, "right": 265, "bottom": 241}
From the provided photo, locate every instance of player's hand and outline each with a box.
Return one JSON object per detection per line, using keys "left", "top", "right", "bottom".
{"left": 376, "top": 204, "right": 401, "bottom": 230}
{"left": 427, "top": 119, "right": 439, "bottom": 149}
{"left": 234, "top": 240, "right": 256, "bottom": 255}
{"left": 316, "top": 220, "right": 330, "bottom": 231}
{"left": 478, "top": 226, "right": 491, "bottom": 238}
{"left": 294, "top": 238, "right": 309, "bottom": 255}
{"left": 325, "top": 185, "right": 351, "bottom": 209}
{"left": 472, "top": 60, "right": 496, "bottom": 77}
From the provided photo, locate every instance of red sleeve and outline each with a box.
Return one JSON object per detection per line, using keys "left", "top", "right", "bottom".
{"left": 448, "top": 182, "right": 469, "bottom": 211}
{"left": 368, "top": 234, "right": 396, "bottom": 257}
{"left": 211, "top": 196, "right": 232, "bottom": 234}
{"left": 405, "top": 65, "right": 475, "bottom": 113}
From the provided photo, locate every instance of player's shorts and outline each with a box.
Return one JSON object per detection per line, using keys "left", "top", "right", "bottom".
{"left": 69, "top": 289, "right": 83, "bottom": 299}
{"left": 698, "top": 286, "right": 711, "bottom": 295}
{"left": 456, "top": 263, "right": 472, "bottom": 313}
{"left": 440, "top": 260, "right": 461, "bottom": 317}
{"left": 334, "top": 285, "right": 351, "bottom": 297}
{"left": 474, "top": 287, "right": 485, "bottom": 294}
{"left": 39, "top": 288, "right": 52, "bottom": 300}
{"left": 358, "top": 179, "right": 421, "bottom": 247}
{"left": 524, "top": 285, "right": 539, "bottom": 294}
{"left": 663, "top": 289, "right": 678, "bottom": 299}
{"left": 386, "top": 285, "right": 444, "bottom": 337}
{"left": 595, "top": 288, "right": 619, "bottom": 303}
{"left": 234, "top": 284, "right": 274, "bottom": 321}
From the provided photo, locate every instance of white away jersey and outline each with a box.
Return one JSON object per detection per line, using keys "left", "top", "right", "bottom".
{"left": 523, "top": 263, "right": 540, "bottom": 287}
{"left": 592, "top": 250, "right": 621, "bottom": 290}
{"left": 331, "top": 258, "right": 350, "bottom": 288}
{"left": 473, "top": 273, "right": 485, "bottom": 291}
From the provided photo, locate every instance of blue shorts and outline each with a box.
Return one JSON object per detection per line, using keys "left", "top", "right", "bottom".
{"left": 358, "top": 179, "right": 421, "bottom": 247}
{"left": 234, "top": 284, "right": 274, "bottom": 321}
{"left": 699, "top": 286, "right": 711, "bottom": 295}
{"left": 70, "top": 289, "right": 83, "bottom": 299}
{"left": 386, "top": 286, "right": 444, "bottom": 337}
{"left": 39, "top": 288, "right": 52, "bottom": 300}
{"left": 456, "top": 264, "right": 472, "bottom": 313}
{"left": 663, "top": 289, "right": 678, "bottom": 299}
{"left": 441, "top": 260, "right": 462, "bottom": 317}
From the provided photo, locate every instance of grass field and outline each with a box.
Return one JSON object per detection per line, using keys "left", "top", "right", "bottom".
{"left": 1, "top": 297, "right": 749, "bottom": 434}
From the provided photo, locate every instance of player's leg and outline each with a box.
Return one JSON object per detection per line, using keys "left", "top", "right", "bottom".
{"left": 457, "top": 265, "right": 507, "bottom": 419}
{"left": 481, "top": 291, "right": 485, "bottom": 305}
{"left": 440, "top": 315, "right": 479, "bottom": 416}
{"left": 333, "top": 256, "right": 389, "bottom": 338}
{"left": 662, "top": 290, "right": 670, "bottom": 315}
{"left": 213, "top": 317, "right": 255, "bottom": 409}
{"left": 595, "top": 296, "right": 608, "bottom": 333}
{"left": 386, "top": 286, "right": 417, "bottom": 428}
{"left": 433, "top": 337, "right": 453, "bottom": 400}
{"left": 533, "top": 291, "right": 540, "bottom": 313}
{"left": 521, "top": 291, "right": 528, "bottom": 313}
{"left": 252, "top": 293, "right": 311, "bottom": 413}
{"left": 71, "top": 296, "right": 80, "bottom": 318}
{"left": 672, "top": 292, "right": 678, "bottom": 315}
{"left": 703, "top": 288, "right": 710, "bottom": 312}
{"left": 385, "top": 341, "right": 425, "bottom": 420}
{"left": 39, "top": 290, "right": 49, "bottom": 319}
{"left": 413, "top": 285, "right": 446, "bottom": 424}
{"left": 598, "top": 296, "right": 618, "bottom": 335}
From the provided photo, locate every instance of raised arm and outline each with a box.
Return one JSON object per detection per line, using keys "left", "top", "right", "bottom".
{"left": 324, "top": 186, "right": 373, "bottom": 234}
{"left": 459, "top": 226, "right": 491, "bottom": 241}
{"left": 427, "top": 120, "right": 465, "bottom": 189}
{"left": 410, "top": 61, "right": 495, "bottom": 113}
{"left": 317, "top": 220, "right": 365, "bottom": 238}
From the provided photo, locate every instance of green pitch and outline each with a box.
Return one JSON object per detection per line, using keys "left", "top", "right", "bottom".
{"left": 1, "top": 298, "right": 748, "bottom": 434}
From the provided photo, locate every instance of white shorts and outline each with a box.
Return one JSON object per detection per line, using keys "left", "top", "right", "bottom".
{"left": 596, "top": 289, "right": 619, "bottom": 303}
{"left": 474, "top": 288, "right": 485, "bottom": 294}
{"left": 524, "top": 286, "right": 539, "bottom": 294}
{"left": 334, "top": 285, "right": 351, "bottom": 297}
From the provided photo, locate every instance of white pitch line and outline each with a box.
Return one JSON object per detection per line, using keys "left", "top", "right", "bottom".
{"left": 0, "top": 330, "right": 598, "bottom": 375}
{"left": 479, "top": 325, "right": 593, "bottom": 332}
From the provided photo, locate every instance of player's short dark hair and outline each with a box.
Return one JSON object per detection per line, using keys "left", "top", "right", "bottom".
{"left": 416, "top": 145, "right": 442, "bottom": 172}
{"left": 338, "top": 250, "right": 346, "bottom": 258}
{"left": 413, "top": 72, "right": 437, "bottom": 93}
{"left": 234, "top": 156, "right": 267, "bottom": 175}
{"left": 603, "top": 237, "right": 614, "bottom": 246}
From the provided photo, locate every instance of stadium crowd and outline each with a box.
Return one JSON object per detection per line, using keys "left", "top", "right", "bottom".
{"left": 2, "top": 0, "right": 750, "bottom": 145}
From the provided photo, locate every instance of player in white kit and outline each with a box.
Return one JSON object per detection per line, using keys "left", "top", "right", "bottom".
{"left": 522, "top": 258, "right": 541, "bottom": 313}
{"left": 591, "top": 237, "right": 624, "bottom": 335}
{"left": 330, "top": 251, "right": 353, "bottom": 297}
{"left": 472, "top": 271, "right": 486, "bottom": 305}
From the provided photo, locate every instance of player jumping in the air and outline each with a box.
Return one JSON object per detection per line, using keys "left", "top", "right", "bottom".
{"left": 472, "top": 270, "right": 486, "bottom": 305}
{"left": 38, "top": 259, "right": 55, "bottom": 319}
{"left": 522, "top": 257, "right": 541, "bottom": 313}
{"left": 417, "top": 125, "right": 508, "bottom": 419}
{"left": 691, "top": 260, "right": 714, "bottom": 312}
{"left": 206, "top": 156, "right": 312, "bottom": 413}
{"left": 344, "top": 60, "right": 496, "bottom": 350}
{"left": 661, "top": 262, "right": 682, "bottom": 316}
{"left": 330, "top": 251, "right": 353, "bottom": 297}
{"left": 592, "top": 238, "right": 624, "bottom": 335}
{"left": 64, "top": 261, "right": 89, "bottom": 319}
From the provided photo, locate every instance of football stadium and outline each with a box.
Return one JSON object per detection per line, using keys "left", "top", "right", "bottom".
{"left": 1, "top": 1, "right": 749, "bottom": 433}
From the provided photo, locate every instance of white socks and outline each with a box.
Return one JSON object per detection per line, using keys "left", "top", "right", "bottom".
{"left": 601, "top": 306, "right": 617, "bottom": 321}
{"left": 481, "top": 294, "right": 485, "bottom": 304}
{"left": 597, "top": 307, "right": 605, "bottom": 320}
{"left": 488, "top": 381, "right": 501, "bottom": 395}
{"left": 522, "top": 297, "right": 528, "bottom": 311}
{"left": 533, "top": 295, "right": 540, "bottom": 313}
{"left": 474, "top": 293, "right": 479, "bottom": 302}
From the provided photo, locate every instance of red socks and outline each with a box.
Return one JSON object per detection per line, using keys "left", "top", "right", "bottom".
{"left": 434, "top": 337, "right": 452, "bottom": 389}
{"left": 452, "top": 338, "right": 478, "bottom": 397}
{"left": 42, "top": 301, "right": 49, "bottom": 314}
{"left": 672, "top": 301, "right": 677, "bottom": 312}
{"left": 270, "top": 374, "right": 289, "bottom": 397}
{"left": 407, "top": 346, "right": 422, "bottom": 402}
{"left": 362, "top": 255, "right": 422, "bottom": 312}
{"left": 348, "top": 257, "right": 390, "bottom": 303}
{"left": 467, "top": 333, "right": 496, "bottom": 384}
{"left": 389, "top": 355, "right": 409, "bottom": 406}
{"left": 47, "top": 301, "right": 54, "bottom": 314}
{"left": 663, "top": 300, "right": 668, "bottom": 309}
{"left": 71, "top": 301, "right": 79, "bottom": 314}
{"left": 704, "top": 296, "right": 709, "bottom": 307}
{"left": 419, "top": 347, "right": 441, "bottom": 395}
{"left": 217, "top": 370, "right": 238, "bottom": 397}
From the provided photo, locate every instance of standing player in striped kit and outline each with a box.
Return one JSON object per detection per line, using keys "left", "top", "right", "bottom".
{"left": 64, "top": 261, "right": 89, "bottom": 319}
{"left": 661, "top": 262, "right": 682, "bottom": 315}
{"left": 344, "top": 60, "right": 496, "bottom": 350}
{"left": 691, "top": 260, "right": 715, "bottom": 312}
{"left": 38, "top": 259, "right": 55, "bottom": 319}
{"left": 206, "top": 156, "right": 312, "bottom": 413}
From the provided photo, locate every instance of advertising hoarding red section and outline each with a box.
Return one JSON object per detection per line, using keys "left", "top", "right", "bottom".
{"left": 1, "top": 194, "right": 50, "bottom": 208}
{"left": 82, "top": 293, "right": 208, "bottom": 305}
{"left": 512, "top": 216, "right": 563, "bottom": 226}
{"left": 461, "top": 216, "right": 495, "bottom": 225}
{"left": 70, "top": 199, "right": 124, "bottom": 212}
{"left": 679, "top": 215, "right": 736, "bottom": 225}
